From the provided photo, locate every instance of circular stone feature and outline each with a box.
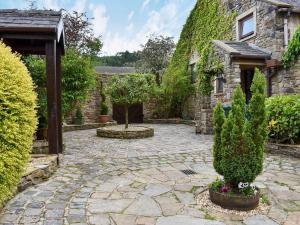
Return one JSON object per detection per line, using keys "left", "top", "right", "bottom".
{"left": 209, "top": 188, "right": 260, "bottom": 211}
{"left": 97, "top": 125, "right": 154, "bottom": 139}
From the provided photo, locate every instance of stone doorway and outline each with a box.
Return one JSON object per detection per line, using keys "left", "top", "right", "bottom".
{"left": 241, "top": 67, "right": 255, "bottom": 104}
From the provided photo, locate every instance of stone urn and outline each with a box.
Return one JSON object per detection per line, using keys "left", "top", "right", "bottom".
{"left": 209, "top": 187, "right": 260, "bottom": 211}
{"left": 99, "top": 115, "right": 110, "bottom": 124}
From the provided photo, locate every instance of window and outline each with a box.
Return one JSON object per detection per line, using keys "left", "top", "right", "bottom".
{"left": 190, "top": 63, "right": 197, "bottom": 84}
{"left": 216, "top": 72, "right": 225, "bottom": 94}
{"left": 236, "top": 8, "right": 256, "bottom": 41}
{"left": 239, "top": 14, "right": 254, "bottom": 39}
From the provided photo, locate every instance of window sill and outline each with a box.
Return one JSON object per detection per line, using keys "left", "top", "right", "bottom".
{"left": 238, "top": 32, "right": 256, "bottom": 42}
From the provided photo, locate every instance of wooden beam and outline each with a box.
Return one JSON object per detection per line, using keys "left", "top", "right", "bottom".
{"left": 56, "top": 47, "right": 63, "bottom": 153}
{"left": 46, "top": 40, "right": 59, "bottom": 155}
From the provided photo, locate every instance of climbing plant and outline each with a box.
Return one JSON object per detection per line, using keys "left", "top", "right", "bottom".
{"left": 282, "top": 26, "right": 300, "bottom": 68}
{"left": 162, "top": 0, "right": 235, "bottom": 116}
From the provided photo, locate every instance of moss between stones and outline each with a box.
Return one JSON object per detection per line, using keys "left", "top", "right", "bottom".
{"left": 97, "top": 125, "right": 154, "bottom": 139}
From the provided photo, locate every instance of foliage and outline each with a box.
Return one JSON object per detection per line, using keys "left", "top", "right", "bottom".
{"left": 99, "top": 81, "right": 109, "bottom": 115}
{"left": 0, "top": 42, "right": 37, "bottom": 206}
{"left": 266, "top": 94, "right": 300, "bottom": 144}
{"left": 74, "top": 107, "right": 84, "bottom": 125}
{"left": 282, "top": 26, "right": 300, "bottom": 68}
{"left": 24, "top": 49, "right": 95, "bottom": 121}
{"left": 213, "top": 102, "right": 225, "bottom": 175}
{"left": 136, "top": 35, "right": 175, "bottom": 84}
{"left": 162, "top": 0, "right": 236, "bottom": 116}
{"left": 63, "top": 11, "right": 103, "bottom": 58}
{"left": 107, "top": 74, "right": 154, "bottom": 128}
{"left": 61, "top": 49, "right": 95, "bottom": 117}
{"left": 213, "top": 69, "right": 267, "bottom": 187}
{"left": 95, "top": 51, "right": 140, "bottom": 67}
{"left": 23, "top": 56, "right": 47, "bottom": 129}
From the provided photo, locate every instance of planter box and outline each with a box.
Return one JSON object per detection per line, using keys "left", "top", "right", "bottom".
{"left": 209, "top": 188, "right": 259, "bottom": 211}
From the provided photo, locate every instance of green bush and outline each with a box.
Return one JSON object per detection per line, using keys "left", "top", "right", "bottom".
{"left": 266, "top": 94, "right": 300, "bottom": 144}
{"left": 100, "top": 102, "right": 109, "bottom": 115}
{"left": 74, "top": 107, "right": 84, "bottom": 125}
{"left": 0, "top": 42, "right": 37, "bottom": 206}
{"left": 24, "top": 48, "right": 95, "bottom": 121}
{"left": 213, "top": 102, "right": 225, "bottom": 175}
{"left": 213, "top": 69, "right": 267, "bottom": 188}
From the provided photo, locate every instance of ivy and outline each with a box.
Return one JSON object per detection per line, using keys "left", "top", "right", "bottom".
{"left": 282, "top": 26, "right": 300, "bottom": 68}
{"left": 162, "top": 0, "right": 235, "bottom": 116}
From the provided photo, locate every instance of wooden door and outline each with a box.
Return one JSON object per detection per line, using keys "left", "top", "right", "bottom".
{"left": 113, "top": 104, "right": 143, "bottom": 124}
{"left": 241, "top": 68, "right": 254, "bottom": 104}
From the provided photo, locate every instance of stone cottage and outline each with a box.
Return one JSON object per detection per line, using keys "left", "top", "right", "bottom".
{"left": 191, "top": 0, "right": 300, "bottom": 134}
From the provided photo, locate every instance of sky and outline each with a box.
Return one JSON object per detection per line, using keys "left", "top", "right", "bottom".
{"left": 0, "top": 0, "right": 196, "bottom": 55}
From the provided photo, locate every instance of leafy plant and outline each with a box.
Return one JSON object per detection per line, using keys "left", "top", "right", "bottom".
{"left": 266, "top": 94, "right": 300, "bottom": 144}
{"left": 74, "top": 107, "right": 84, "bottom": 125}
{"left": 100, "top": 102, "right": 109, "bottom": 115}
{"left": 107, "top": 74, "right": 154, "bottom": 129}
{"left": 162, "top": 0, "right": 236, "bottom": 116}
{"left": 0, "top": 42, "right": 37, "bottom": 206}
{"left": 282, "top": 26, "right": 300, "bottom": 68}
{"left": 213, "top": 102, "right": 225, "bottom": 175}
{"left": 99, "top": 81, "right": 109, "bottom": 115}
{"left": 212, "top": 69, "right": 267, "bottom": 189}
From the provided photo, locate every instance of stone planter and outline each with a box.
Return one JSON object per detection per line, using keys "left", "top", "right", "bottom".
{"left": 97, "top": 125, "right": 154, "bottom": 139}
{"left": 99, "top": 115, "right": 110, "bottom": 124}
{"left": 209, "top": 188, "right": 259, "bottom": 211}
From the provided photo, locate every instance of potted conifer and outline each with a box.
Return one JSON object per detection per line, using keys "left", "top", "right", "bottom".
{"left": 99, "top": 83, "right": 110, "bottom": 123}
{"left": 209, "top": 68, "right": 267, "bottom": 211}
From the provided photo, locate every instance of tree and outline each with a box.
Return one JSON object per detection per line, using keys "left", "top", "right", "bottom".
{"left": 107, "top": 74, "right": 154, "bottom": 129}
{"left": 215, "top": 69, "right": 267, "bottom": 188}
{"left": 213, "top": 102, "right": 225, "bottom": 175}
{"left": 63, "top": 11, "right": 103, "bottom": 57}
{"left": 24, "top": 49, "right": 95, "bottom": 120}
{"left": 137, "top": 35, "right": 175, "bottom": 84}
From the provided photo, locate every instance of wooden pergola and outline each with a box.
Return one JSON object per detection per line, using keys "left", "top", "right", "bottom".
{"left": 0, "top": 9, "right": 65, "bottom": 155}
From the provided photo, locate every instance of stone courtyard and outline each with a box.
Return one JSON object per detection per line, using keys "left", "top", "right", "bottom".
{"left": 0, "top": 124, "right": 300, "bottom": 225}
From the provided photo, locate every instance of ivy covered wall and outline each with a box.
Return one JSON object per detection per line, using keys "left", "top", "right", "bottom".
{"left": 162, "top": 0, "right": 236, "bottom": 117}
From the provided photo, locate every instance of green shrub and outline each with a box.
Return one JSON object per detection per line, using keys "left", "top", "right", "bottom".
{"left": 213, "top": 102, "right": 225, "bottom": 175}
{"left": 100, "top": 102, "right": 109, "bottom": 115}
{"left": 24, "top": 49, "right": 95, "bottom": 120}
{"left": 266, "top": 94, "right": 300, "bottom": 144}
{"left": 0, "top": 42, "right": 37, "bottom": 206}
{"left": 213, "top": 69, "right": 267, "bottom": 188}
{"left": 74, "top": 107, "right": 84, "bottom": 125}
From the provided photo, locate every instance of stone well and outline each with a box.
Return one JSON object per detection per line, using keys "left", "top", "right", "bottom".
{"left": 97, "top": 125, "right": 154, "bottom": 139}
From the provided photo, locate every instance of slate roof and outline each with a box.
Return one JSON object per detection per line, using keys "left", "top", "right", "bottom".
{"left": 95, "top": 66, "right": 136, "bottom": 75}
{"left": 264, "top": 0, "right": 300, "bottom": 9}
{"left": 212, "top": 40, "right": 271, "bottom": 59}
{"left": 0, "top": 9, "right": 63, "bottom": 33}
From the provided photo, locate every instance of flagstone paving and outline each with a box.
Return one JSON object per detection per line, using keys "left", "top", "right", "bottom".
{"left": 0, "top": 124, "right": 300, "bottom": 225}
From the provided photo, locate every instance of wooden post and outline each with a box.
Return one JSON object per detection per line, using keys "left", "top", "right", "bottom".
{"left": 46, "top": 40, "right": 59, "bottom": 155}
{"left": 56, "top": 47, "right": 63, "bottom": 153}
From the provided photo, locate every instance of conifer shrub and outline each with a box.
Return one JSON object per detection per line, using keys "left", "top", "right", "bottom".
{"left": 212, "top": 102, "right": 225, "bottom": 175}
{"left": 212, "top": 68, "right": 267, "bottom": 190}
{"left": 0, "top": 42, "right": 37, "bottom": 206}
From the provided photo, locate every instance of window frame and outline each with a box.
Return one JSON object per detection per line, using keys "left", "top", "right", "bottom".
{"left": 190, "top": 63, "right": 197, "bottom": 84}
{"left": 236, "top": 8, "right": 256, "bottom": 41}
{"left": 215, "top": 72, "right": 225, "bottom": 94}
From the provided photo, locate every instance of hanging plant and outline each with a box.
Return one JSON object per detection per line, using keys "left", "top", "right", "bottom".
{"left": 282, "top": 26, "right": 300, "bottom": 68}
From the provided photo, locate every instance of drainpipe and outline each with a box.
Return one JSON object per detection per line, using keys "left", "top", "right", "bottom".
{"left": 284, "top": 10, "right": 291, "bottom": 49}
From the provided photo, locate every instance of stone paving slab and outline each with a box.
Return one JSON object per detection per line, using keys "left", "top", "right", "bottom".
{"left": 0, "top": 124, "right": 300, "bottom": 225}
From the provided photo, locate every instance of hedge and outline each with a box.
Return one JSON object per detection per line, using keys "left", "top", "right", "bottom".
{"left": 266, "top": 94, "right": 300, "bottom": 144}
{"left": 0, "top": 42, "right": 37, "bottom": 206}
